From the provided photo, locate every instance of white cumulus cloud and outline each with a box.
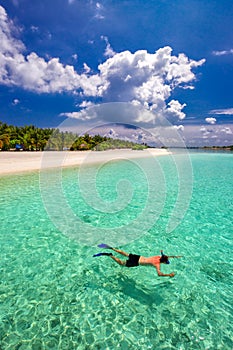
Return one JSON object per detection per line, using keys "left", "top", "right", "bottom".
{"left": 97, "top": 47, "right": 204, "bottom": 122}
{"left": 183, "top": 124, "right": 233, "bottom": 146}
{"left": 0, "top": 6, "right": 106, "bottom": 95}
{"left": 101, "top": 35, "right": 116, "bottom": 57}
{"left": 12, "top": 98, "right": 20, "bottom": 105}
{"left": 105, "top": 128, "right": 118, "bottom": 138}
{"left": 205, "top": 117, "right": 217, "bottom": 124}
{"left": 94, "top": 2, "right": 105, "bottom": 19}
{"left": 173, "top": 125, "right": 184, "bottom": 131}
{"left": 79, "top": 100, "right": 94, "bottom": 108}
{"left": 0, "top": 5, "right": 205, "bottom": 125}
{"left": 220, "top": 127, "right": 232, "bottom": 134}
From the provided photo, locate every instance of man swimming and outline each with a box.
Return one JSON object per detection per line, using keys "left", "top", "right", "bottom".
{"left": 93, "top": 244, "right": 183, "bottom": 278}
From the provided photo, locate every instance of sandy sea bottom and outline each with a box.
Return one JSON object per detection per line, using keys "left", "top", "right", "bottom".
{"left": 0, "top": 152, "right": 232, "bottom": 349}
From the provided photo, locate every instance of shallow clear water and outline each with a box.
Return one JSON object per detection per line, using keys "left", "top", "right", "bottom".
{"left": 0, "top": 152, "right": 233, "bottom": 349}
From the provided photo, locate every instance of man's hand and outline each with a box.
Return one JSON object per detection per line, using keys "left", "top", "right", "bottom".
{"left": 158, "top": 271, "right": 176, "bottom": 277}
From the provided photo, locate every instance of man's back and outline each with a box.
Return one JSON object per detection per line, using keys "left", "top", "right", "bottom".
{"left": 139, "top": 255, "right": 160, "bottom": 266}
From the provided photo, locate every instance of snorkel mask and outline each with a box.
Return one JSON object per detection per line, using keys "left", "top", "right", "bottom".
{"left": 161, "top": 250, "right": 170, "bottom": 264}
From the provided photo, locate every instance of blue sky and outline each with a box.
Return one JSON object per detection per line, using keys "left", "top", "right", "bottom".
{"left": 0, "top": 0, "right": 233, "bottom": 146}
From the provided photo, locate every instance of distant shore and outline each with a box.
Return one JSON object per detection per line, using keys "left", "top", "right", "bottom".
{"left": 0, "top": 148, "right": 170, "bottom": 176}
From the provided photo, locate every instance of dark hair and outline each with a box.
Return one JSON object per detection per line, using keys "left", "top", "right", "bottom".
{"left": 160, "top": 255, "right": 169, "bottom": 263}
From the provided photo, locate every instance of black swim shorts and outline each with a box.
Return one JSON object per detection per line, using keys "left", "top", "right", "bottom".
{"left": 125, "top": 253, "right": 140, "bottom": 267}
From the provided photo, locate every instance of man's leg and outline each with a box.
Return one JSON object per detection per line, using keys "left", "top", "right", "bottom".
{"left": 110, "top": 255, "right": 126, "bottom": 266}
{"left": 111, "top": 248, "right": 129, "bottom": 257}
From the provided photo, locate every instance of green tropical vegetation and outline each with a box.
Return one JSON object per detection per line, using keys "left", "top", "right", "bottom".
{"left": 0, "top": 121, "right": 53, "bottom": 151}
{"left": 0, "top": 121, "right": 147, "bottom": 151}
{"left": 202, "top": 145, "right": 233, "bottom": 150}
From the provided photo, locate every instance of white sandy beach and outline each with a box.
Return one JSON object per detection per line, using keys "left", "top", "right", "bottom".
{"left": 0, "top": 148, "right": 170, "bottom": 175}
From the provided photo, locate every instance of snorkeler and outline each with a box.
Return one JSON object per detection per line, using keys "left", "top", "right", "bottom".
{"left": 93, "top": 244, "right": 183, "bottom": 278}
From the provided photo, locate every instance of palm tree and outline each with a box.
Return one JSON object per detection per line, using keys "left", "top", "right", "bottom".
{"left": 0, "top": 134, "right": 10, "bottom": 150}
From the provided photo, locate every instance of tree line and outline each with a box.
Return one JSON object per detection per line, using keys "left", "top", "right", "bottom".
{"left": 0, "top": 121, "right": 147, "bottom": 151}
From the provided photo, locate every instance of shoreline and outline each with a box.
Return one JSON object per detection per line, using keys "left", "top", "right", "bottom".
{"left": 0, "top": 148, "right": 170, "bottom": 176}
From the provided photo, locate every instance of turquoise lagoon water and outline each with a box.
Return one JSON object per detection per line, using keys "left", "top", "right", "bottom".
{"left": 0, "top": 152, "right": 232, "bottom": 349}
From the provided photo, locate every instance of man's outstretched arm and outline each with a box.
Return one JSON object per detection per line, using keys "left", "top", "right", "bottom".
{"left": 155, "top": 266, "right": 175, "bottom": 277}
